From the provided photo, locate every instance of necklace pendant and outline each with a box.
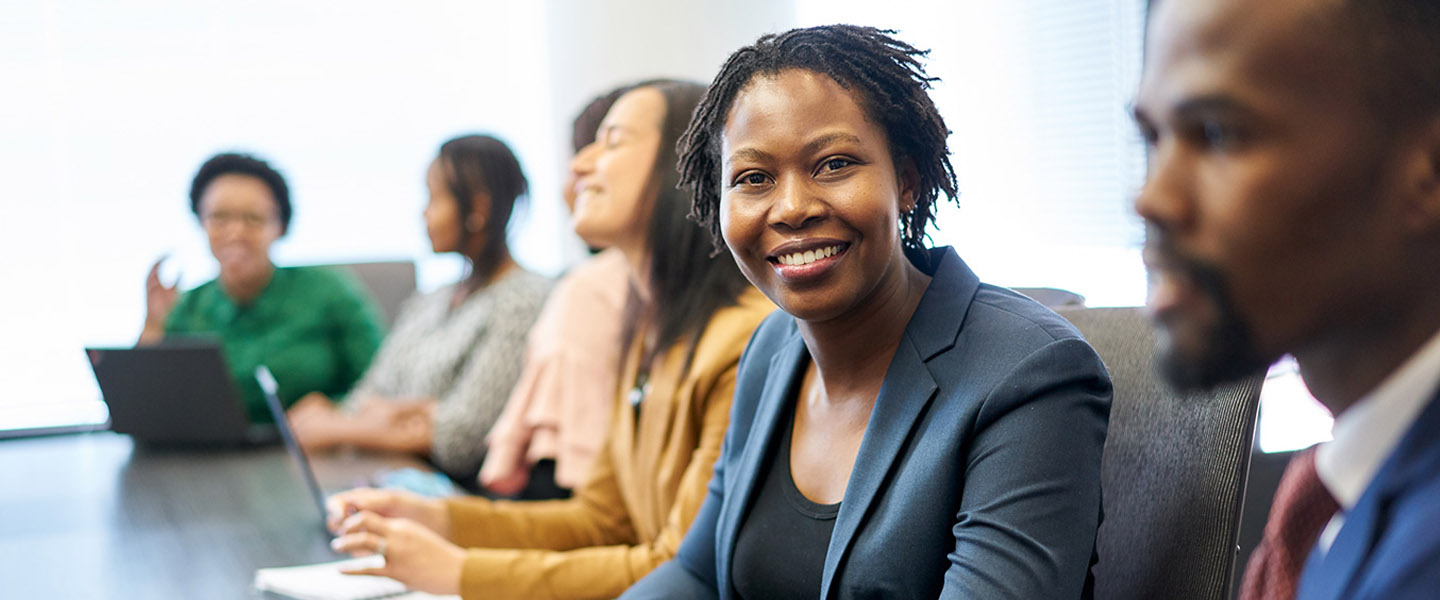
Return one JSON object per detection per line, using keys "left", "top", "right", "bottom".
{"left": 628, "top": 372, "right": 651, "bottom": 408}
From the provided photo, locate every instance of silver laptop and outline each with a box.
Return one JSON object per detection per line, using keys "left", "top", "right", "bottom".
{"left": 257, "top": 366, "right": 331, "bottom": 533}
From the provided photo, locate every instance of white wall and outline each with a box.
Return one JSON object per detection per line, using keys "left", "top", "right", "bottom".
{"left": 0, "top": 0, "right": 559, "bottom": 428}
{"left": 6, "top": 1, "right": 1310, "bottom": 444}
{"left": 539, "top": 0, "right": 797, "bottom": 262}
{"left": 0, "top": 0, "right": 802, "bottom": 431}
{"left": 795, "top": 0, "right": 1150, "bottom": 307}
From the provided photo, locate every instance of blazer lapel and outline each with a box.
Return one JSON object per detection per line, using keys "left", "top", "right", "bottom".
{"left": 1298, "top": 390, "right": 1440, "bottom": 600}
{"left": 818, "top": 247, "right": 976, "bottom": 599}
{"left": 818, "top": 335, "right": 939, "bottom": 599}
{"left": 716, "top": 331, "right": 809, "bottom": 599}
{"left": 1301, "top": 477, "right": 1385, "bottom": 600}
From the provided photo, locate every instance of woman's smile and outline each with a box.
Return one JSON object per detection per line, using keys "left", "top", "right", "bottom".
{"left": 718, "top": 69, "right": 915, "bottom": 323}
{"left": 767, "top": 240, "right": 851, "bottom": 284}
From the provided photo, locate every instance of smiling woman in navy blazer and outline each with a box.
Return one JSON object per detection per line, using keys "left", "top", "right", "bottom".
{"left": 620, "top": 25, "right": 1112, "bottom": 600}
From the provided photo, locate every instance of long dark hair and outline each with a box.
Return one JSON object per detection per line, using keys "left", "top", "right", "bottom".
{"left": 625, "top": 80, "right": 752, "bottom": 366}
{"left": 436, "top": 134, "right": 528, "bottom": 288}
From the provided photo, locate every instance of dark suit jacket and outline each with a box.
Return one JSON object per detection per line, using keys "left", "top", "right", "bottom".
{"left": 1298, "top": 390, "right": 1440, "bottom": 600}
{"left": 621, "top": 247, "right": 1112, "bottom": 599}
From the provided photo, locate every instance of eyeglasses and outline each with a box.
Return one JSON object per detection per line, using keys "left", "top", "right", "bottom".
{"left": 202, "top": 211, "right": 276, "bottom": 229}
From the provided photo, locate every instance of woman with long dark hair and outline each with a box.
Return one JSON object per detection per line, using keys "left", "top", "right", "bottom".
{"left": 479, "top": 86, "right": 634, "bottom": 500}
{"left": 325, "top": 80, "right": 774, "bottom": 600}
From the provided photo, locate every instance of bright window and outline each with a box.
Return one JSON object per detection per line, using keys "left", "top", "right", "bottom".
{"left": 0, "top": 1, "right": 561, "bottom": 434}
{"left": 795, "top": 0, "right": 1330, "bottom": 452}
{"left": 797, "top": 0, "right": 1150, "bottom": 307}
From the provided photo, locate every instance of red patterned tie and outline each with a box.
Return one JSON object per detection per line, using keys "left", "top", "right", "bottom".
{"left": 1239, "top": 446, "right": 1340, "bottom": 600}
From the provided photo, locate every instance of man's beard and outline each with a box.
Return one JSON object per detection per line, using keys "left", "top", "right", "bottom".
{"left": 1147, "top": 235, "right": 1271, "bottom": 391}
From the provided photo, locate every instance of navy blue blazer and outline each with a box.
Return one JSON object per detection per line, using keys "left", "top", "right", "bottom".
{"left": 622, "top": 247, "right": 1112, "bottom": 599}
{"left": 1298, "top": 390, "right": 1440, "bottom": 600}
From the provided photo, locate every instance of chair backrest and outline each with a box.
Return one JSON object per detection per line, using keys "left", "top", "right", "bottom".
{"left": 1059, "top": 306, "right": 1263, "bottom": 600}
{"left": 322, "top": 261, "right": 417, "bottom": 330}
{"left": 1012, "top": 286, "right": 1086, "bottom": 309}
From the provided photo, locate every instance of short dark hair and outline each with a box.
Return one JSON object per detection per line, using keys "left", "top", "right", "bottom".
{"left": 625, "top": 79, "right": 753, "bottom": 368}
{"left": 436, "top": 134, "right": 529, "bottom": 286}
{"left": 1341, "top": 0, "right": 1440, "bottom": 127}
{"left": 189, "top": 152, "right": 292, "bottom": 234}
{"left": 679, "top": 24, "right": 958, "bottom": 256}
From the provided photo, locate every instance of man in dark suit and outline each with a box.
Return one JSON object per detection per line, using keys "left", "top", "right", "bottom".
{"left": 1133, "top": 0, "right": 1440, "bottom": 598}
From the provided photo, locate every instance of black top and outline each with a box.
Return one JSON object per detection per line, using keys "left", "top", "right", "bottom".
{"left": 732, "top": 405, "right": 841, "bottom": 600}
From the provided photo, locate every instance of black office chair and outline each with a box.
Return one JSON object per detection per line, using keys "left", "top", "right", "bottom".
{"left": 1059, "top": 306, "right": 1264, "bottom": 600}
{"left": 1012, "top": 286, "right": 1086, "bottom": 309}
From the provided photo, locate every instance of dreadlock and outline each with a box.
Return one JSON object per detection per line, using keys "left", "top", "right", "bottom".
{"left": 678, "top": 24, "right": 958, "bottom": 258}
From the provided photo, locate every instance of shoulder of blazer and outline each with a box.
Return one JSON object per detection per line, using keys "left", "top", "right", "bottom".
{"left": 967, "top": 284, "right": 1086, "bottom": 345}
{"left": 900, "top": 246, "right": 1087, "bottom": 366}
{"left": 687, "top": 287, "right": 779, "bottom": 381}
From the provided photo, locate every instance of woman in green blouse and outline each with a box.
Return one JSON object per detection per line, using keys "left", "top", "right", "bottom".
{"left": 138, "top": 152, "right": 384, "bottom": 423}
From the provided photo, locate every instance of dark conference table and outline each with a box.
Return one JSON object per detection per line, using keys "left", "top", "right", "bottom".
{"left": 0, "top": 431, "right": 427, "bottom": 599}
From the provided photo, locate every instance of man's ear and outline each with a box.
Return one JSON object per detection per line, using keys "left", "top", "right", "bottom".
{"left": 897, "top": 156, "right": 920, "bottom": 213}
{"left": 1406, "top": 114, "right": 1440, "bottom": 234}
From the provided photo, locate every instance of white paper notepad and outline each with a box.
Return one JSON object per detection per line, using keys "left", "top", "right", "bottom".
{"left": 253, "top": 556, "right": 459, "bottom": 600}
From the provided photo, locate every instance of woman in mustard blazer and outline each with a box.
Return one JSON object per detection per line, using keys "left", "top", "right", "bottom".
{"left": 325, "top": 80, "right": 774, "bottom": 600}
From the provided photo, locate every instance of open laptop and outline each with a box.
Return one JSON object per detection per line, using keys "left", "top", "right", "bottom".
{"left": 257, "top": 366, "right": 332, "bottom": 534}
{"left": 252, "top": 366, "right": 463, "bottom": 600}
{"left": 256, "top": 366, "right": 461, "bottom": 535}
{"left": 86, "top": 341, "right": 276, "bottom": 445}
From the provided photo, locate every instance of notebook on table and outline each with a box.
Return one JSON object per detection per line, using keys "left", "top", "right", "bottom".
{"left": 254, "top": 555, "right": 457, "bottom": 600}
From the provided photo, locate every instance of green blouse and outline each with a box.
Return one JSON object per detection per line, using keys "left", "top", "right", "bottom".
{"left": 164, "top": 266, "right": 385, "bottom": 423}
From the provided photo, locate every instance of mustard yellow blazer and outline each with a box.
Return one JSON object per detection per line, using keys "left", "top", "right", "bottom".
{"left": 441, "top": 287, "right": 775, "bottom": 600}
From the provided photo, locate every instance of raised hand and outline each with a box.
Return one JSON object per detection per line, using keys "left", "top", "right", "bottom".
{"left": 139, "top": 256, "right": 179, "bottom": 343}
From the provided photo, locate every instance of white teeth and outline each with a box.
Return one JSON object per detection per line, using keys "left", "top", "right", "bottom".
{"left": 778, "top": 245, "right": 842, "bottom": 267}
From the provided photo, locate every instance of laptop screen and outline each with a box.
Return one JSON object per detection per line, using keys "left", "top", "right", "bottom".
{"left": 255, "top": 366, "right": 330, "bottom": 534}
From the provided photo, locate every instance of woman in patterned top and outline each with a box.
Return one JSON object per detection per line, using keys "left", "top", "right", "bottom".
{"left": 289, "top": 134, "right": 551, "bottom": 481}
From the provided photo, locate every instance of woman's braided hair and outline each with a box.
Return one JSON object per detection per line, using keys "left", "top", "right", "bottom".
{"left": 678, "top": 24, "right": 959, "bottom": 254}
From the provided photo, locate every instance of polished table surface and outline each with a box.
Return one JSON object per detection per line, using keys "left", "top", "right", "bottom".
{"left": 0, "top": 431, "right": 429, "bottom": 599}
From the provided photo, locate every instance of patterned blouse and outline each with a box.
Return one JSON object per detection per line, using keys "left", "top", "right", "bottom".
{"left": 349, "top": 268, "right": 552, "bottom": 478}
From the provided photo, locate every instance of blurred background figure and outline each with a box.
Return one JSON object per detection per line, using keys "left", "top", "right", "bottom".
{"left": 326, "top": 80, "right": 774, "bottom": 600}
{"left": 478, "top": 86, "right": 633, "bottom": 500}
{"left": 139, "top": 152, "right": 384, "bottom": 424}
{"left": 288, "top": 135, "right": 551, "bottom": 483}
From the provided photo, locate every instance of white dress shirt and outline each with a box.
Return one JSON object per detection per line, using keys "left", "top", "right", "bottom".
{"left": 1314, "top": 326, "right": 1440, "bottom": 552}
